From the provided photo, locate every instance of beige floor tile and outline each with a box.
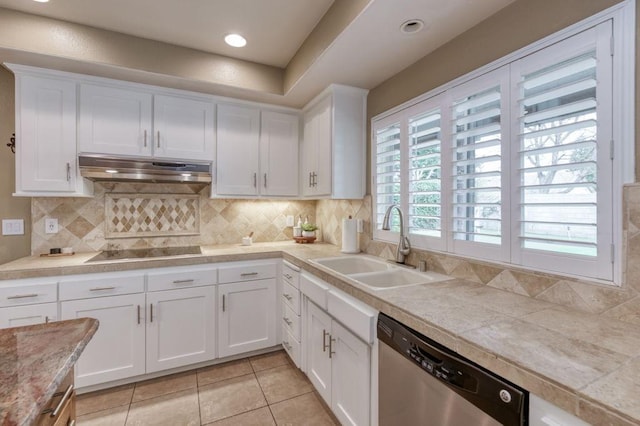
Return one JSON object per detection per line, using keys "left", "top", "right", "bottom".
{"left": 132, "top": 370, "right": 197, "bottom": 402}
{"left": 205, "top": 406, "right": 275, "bottom": 426}
{"left": 126, "top": 388, "right": 200, "bottom": 426}
{"left": 198, "top": 359, "right": 253, "bottom": 387}
{"left": 249, "top": 350, "right": 290, "bottom": 372}
{"left": 76, "top": 405, "right": 128, "bottom": 426}
{"left": 255, "top": 364, "right": 313, "bottom": 404}
{"left": 270, "top": 392, "right": 339, "bottom": 426}
{"left": 76, "top": 384, "right": 134, "bottom": 416}
{"left": 199, "top": 374, "right": 268, "bottom": 424}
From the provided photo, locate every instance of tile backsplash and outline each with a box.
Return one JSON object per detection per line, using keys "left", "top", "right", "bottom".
{"left": 31, "top": 184, "right": 640, "bottom": 325}
{"left": 32, "top": 182, "right": 316, "bottom": 253}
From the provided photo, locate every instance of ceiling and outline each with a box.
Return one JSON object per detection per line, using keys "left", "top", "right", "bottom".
{"left": 0, "top": 0, "right": 516, "bottom": 107}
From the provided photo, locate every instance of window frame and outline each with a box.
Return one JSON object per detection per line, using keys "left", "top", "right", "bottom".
{"left": 370, "top": 1, "right": 634, "bottom": 285}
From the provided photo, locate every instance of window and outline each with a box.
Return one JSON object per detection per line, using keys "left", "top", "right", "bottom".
{"left": 372, "top": 16, "right": 628, "bottom": 282}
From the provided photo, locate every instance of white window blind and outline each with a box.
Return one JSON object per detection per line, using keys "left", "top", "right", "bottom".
{"left": 375, "top": 122, "right": 402, "bottom": 233}
{"left": 408, "top": 109, "right": 442, "bottom": 239}
{"left": 511, "top": 22, "right": 613, "bottom": 280}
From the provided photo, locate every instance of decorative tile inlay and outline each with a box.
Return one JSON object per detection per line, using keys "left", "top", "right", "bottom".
{"left": 105, "top": 193, "right": 199, "bottom": 238}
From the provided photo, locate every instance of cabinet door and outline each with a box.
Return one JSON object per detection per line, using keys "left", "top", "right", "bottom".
{"left": 153, "top": 95, "right": 215, "bottom": 161}
{"left": 305, "top": 301, "right": 332, "bottom": 404}
{"left": 18, "top": 75, "right": 77, "bottom": 192}
{"left": 260, "top": 111, "right": 299, "bottom": 196}
{"left": 79, "top": 84, "right": 153, "bottom": 157}
{"left": 218, "top": 278, "right": 276, "bottom": 357}
{"left": 146, "top": 286, "right": 216, "bottom": 373}
{"left": 216, "top": 104, "right": 260, "bottom": 196}
{"left": 331, "top": 321, "right": 370, "bottom": 426}
{"left": 0, "top": 302, "right": 57, "bottom": 328}
{"left": 301, "top": 108, "right": 318, "bottom": 196}
{"left": 313, "top": 96, "right": 333, "bottom": 196}
{"left": 61, "top": 294, "right": 146, "bottom": 388}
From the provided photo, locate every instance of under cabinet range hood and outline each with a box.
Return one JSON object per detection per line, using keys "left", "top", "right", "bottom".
{"left": 79, "top": 155, "right": 212, "bottom": 183}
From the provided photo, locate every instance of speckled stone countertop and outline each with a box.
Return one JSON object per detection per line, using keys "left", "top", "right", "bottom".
{"left": 0, "top": 318, "right": 99, "bottom": 426}
{"left": 0, "top": 242, "right": 638, "bottom": 425}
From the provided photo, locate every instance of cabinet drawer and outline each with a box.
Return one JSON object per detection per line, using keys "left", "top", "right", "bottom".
{"left": 282, "top": 280, "right": 300, "bottom": 315}
{"left": 327, "top": 289, "right": 377, "bottom": 344}
{"left": 0, "top": 302, "right": 58, "bottom": 329}
{"left": 147, "top": 265, "right": 217, "bottom": 292}
{"left": 0, "top": 282, "right": 57, "bottom": 307}
{"left": 300, "top": 273, "right": 328, "bottom": 310}
{"left": 282, "top": 261, "right": 300, "bottom": 289}
{"left": 59, "top": 272, "right": 144, "bottom": 300}
{"left": 282, "top": 302, "right": 301, "bottom": 341}
{"left": 282, "top": 326, "right": 301, "bottom": 368}
{"left": 218, "top": 262, "right": 277, "bottom": 283}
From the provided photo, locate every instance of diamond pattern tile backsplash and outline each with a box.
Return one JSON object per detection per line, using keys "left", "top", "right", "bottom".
{"left": 32, "top": 182, "right": 316, "bottom": 253}
{"left": 105, "top": 194, "right": 200, "bottom": 238}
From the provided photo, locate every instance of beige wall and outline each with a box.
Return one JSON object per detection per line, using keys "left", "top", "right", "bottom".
{"left": 0, "top": 67, "right": 30, "bottom": 263}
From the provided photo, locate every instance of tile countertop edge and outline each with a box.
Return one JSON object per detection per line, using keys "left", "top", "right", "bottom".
{"left": 1, "top": 243, "right": 638, "bottom": 425}
{"left": 1, "top": 318, "right": 99, "bottom": 426}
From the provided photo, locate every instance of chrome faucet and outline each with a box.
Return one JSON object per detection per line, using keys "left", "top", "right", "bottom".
{"left": 381, "top": 204, "right": 411, "bottom": 264}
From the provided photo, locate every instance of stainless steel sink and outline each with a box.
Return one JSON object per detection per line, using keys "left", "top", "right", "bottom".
{"left": 310, "top": 255, "right": 450, "bottom": 290}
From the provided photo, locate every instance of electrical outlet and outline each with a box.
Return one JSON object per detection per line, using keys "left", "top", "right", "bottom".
{"left": 45, "top": 218, "right": 59, "bottom": 234}
{"left": 2, "top": 219, "right": 24, "bottom": 235}
{"left": 285, "top": 215, "right": 295, "bottom": 227}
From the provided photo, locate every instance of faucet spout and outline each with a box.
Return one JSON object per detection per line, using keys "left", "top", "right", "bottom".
{"left": 381, "top": 204, "right": 411, "bottom": 264}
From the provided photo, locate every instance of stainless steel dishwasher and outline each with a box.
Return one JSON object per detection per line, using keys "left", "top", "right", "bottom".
{"left": 378, "top": 313, "right": 528, "bottom": 425}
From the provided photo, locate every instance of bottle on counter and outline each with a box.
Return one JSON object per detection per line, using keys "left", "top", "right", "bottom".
{"left": 293, "top": 216, "right": 302, "bottom": 237}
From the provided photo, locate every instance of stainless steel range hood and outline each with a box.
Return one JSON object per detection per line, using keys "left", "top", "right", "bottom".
{"left": 79, "top": 155, "right": 212, "bottom": 183}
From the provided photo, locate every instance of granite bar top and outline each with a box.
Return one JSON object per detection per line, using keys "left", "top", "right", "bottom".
{"left": 0, "top": 318, "right": 99, "bottom": 426}
{"left": 0, "top": 242, "right": 638, "bottom": 425}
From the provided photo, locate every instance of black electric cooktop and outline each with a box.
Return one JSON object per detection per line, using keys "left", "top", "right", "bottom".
{"left": 86, "top": 246, "right": 202, "bottom": 262}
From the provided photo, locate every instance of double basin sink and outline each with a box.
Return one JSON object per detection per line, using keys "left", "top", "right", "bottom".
{"left": 310, "top": 255, "right": 450, "bottom": 290}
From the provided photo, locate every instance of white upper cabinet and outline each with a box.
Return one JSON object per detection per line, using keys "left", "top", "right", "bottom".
{"left": 9, "top": 66, "right": 93, "bottom": 197}
{"left": 153, "top": 94, "right": 215, "bottom": 161}
{"left": 79, "top": 83, "right": 153, "bottom": 157}
{"left": 216, "top": 104, "right": 261, "bottom": 196}
{"left": 216, "top": 104, "right": 299, "bottom": 197}
{"left": 302, "top": 84, "right": 368, "bottom": 199}
{"left": 79, "top": 83, "right": 214, "bottom": 161}
{"left": 260, "top": 111, "right": 299, "bottom": 197}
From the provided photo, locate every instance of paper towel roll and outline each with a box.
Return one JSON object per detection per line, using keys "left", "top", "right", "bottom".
{"left": 341, "top": 218, "right": 359, "bottom": 253}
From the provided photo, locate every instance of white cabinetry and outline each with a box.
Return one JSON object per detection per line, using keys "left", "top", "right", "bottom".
{"left": 59, "top": 272, "right": 146, "bottom": 388}
{"left": 216, "top": 105, "right": 299, "bottom": 197}
{"left": 79, "top": 83, "right": 214, "bottom": 161}
{"left": 8, "top": 65, "right": 92, "bottom": 197}
{"left": 0, "top": 278, "right": 58, "bottom": 328}
{"left": 217, "top": 261, "right": 277, "bottom": 357}
{"left": 145, "top": 265, "right": 217, "bottom": 373}
{"left": 301, "top": 84, "right": 368, "bottom": 199}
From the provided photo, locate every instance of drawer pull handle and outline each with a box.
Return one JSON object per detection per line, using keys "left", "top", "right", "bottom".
{"left": 322, "top": 329, "right": 330, "bottom": 352}
{"left": 283, "top": 317, "right": 292, "bottom": 326}
{"left": 283, "top": 340, "right": 292, "bottom": 351}
{"left": 222, "top": 294, "right": 226, "bottom": 312}
{"left": 7, "top": 293, "right": 38, "bottom": 299}
{"left": 45, "top": 316, "right": 50, "bottom": 324}
{"left": 173, "top": 279, "right": 194, "bottom": 284}
{"left": 42, "top": 384, "right": 73, "bottom": 417}
{"left": 240, "top": 272, "right": 259, "bottom": 277}
{"left": 90, "top": 286, "right": 115, "bottom": 292}
{"left": 284, "top": 273, "right": 293, "bottom": 280}
{"left": 283, "top": 293, "right": 292, "bottom": 301}
{"left": 137, "top": 305, "right": 141, "bottom": 325}
{"left": 150, "top": 303, "right": 154, "bottom": 322}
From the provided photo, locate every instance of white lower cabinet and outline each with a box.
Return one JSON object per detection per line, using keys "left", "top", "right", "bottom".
{"left": 218, "top": 278, "right": 277, "bottom": 357}
{"left": 61, "top": 293, "right": 146, "bottom": 388}
{"left": 146, "top": 286, "right": 216, "bottom": 373}
{"left": 305, "top": 301, "right": 372, "bottom": 426}
{"left": 0, "top": 302, "right": 57, "bottom": 328}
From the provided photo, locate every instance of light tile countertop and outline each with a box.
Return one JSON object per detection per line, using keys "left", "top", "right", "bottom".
{"left": 0, "top": 242, "right": 638, "bottom": 425}
{"left": 0, "top": 318, "right": 99, "bottom": 426}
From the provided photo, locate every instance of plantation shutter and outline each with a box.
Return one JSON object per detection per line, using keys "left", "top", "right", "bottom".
{"left": 449, "top": 69, "right": 509, "bottom": 261}
{"left": 511, "top": 22, "right": 613, "bottom": 279}
{"left": 374, "top": 121, "right": 402, "bottom": 233}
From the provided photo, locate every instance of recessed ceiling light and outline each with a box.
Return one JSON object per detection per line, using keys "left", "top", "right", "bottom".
{"left": 105, "top": 169, "right": 119, "bottom": 174}
{"left": 33, "top": 0, "right": 50, "bottom": 3}
{"left": 400, "top": 19, "right": 425, "bottom": 34}
{"left": 224, "top": 34, "right": 247, "bottom": 48}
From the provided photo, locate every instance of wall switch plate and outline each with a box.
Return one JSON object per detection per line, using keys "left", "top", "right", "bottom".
{"left": 45, "top": 218, "right": 59, "bottom": 234}
{"left": 2, "top": 219, "right": 24, "bottom": 235}
{"left": 285, "top": 215, "right": 295, "bottom": 227}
